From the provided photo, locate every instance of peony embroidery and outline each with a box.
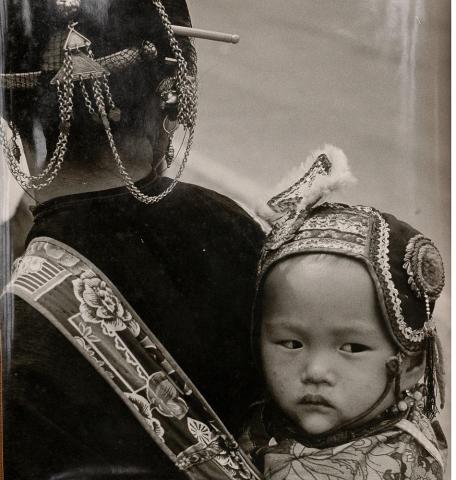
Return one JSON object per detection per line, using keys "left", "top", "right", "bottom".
{"left": 73, "top": 270, "right": 140, "bottom": 336}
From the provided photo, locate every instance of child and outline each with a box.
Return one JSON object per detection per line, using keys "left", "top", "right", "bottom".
{"left": 240, "top": 147, "right": 447, "bottom": 480}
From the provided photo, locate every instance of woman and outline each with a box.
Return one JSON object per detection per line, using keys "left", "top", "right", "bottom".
{"left": 1, "top": 1, "right": 264, "bottom": 478}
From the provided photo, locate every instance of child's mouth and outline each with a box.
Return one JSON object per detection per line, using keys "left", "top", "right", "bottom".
{"left": 299, "top": 394, "right": 333, "bottom": 408}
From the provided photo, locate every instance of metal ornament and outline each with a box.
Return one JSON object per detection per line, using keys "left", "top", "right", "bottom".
{"left": 0, "top": 31, "right": 75, "bottom": 189}
{"left": 403, "top": 234, "right": 445, "bottom": 301}
{"left": 163, "top": 116, "right": 178, "bottom": 168}
{"left": 157, "top": 77, "right": 178, "bottom": 110}
{"left": 51, "top": 27, "right": 108, "bottom": 84}
{"left": 391, "top": 385, "right": 426, "bottom": 415}
{"left": 1, "top": 0, "right": 197, "bottom": 205}
{"left": 165, "top": 141, "right": 175, "bottom": 168}
{"left": 10, "top": 122, "right": 21, "bottom": 162}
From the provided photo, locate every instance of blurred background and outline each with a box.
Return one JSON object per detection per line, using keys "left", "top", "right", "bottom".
{"left": 0, "top": 0, "right": 451, "bottom": 475}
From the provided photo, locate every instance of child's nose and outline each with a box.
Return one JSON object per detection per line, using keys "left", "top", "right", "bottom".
{"left": 300, "top": 351, "right": 335, "bottom": 385}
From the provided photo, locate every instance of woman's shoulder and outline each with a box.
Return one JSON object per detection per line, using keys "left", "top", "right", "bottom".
{"left": 173, "top": 180, "right": 267, "bottom": 231}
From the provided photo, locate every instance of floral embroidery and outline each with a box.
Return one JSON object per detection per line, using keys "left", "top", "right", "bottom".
{"left": 175, "top": 437, "right": 226, "bottom": 471}
{"left": 73, "top": 323, "right": 115, "bottom": 380}
{"left": 180, "top": 417, "right": 254, "bottom": 478}
{"left": 188, "top": 417, "right": 214, "bottom": 444}
{"left": 73, "top": 270, "right": 140, "bottom": 337}
{"left": 10, "top": 238, "right": 262, "bottom": 480}
{"left": 146, "top": 371, "right": 189, "bottom": 419}
{"left": 126, "top": 393, "right": 165, "bottom": 441}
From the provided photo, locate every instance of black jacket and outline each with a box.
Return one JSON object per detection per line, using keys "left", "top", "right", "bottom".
{"left": 3, "top": 175, "right": 264, "bottom": 480}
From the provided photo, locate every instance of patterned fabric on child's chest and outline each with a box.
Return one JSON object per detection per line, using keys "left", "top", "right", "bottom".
{"left": 263, "top": 414, "right": 445, "bottom": 480}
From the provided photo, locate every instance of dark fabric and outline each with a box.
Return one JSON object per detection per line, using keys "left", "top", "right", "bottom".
{"left": 6, "top": 0, "right": 193, "bottom": 72}
{"left": 3, "top": 175, "right": 264, "bottom": 480}
{"left": 381, "top": 212, "right": 430, "bottom": 331}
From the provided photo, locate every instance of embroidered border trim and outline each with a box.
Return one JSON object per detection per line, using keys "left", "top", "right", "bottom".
{"left": 367, "top": 211, "right": 424, "bottom": 347}
{"left": 260, "top": 203, "right": 436, "bottom": 352}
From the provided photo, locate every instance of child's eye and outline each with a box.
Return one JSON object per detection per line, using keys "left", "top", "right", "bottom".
{"left": 279, "top": 340, "right": 303, "bottom": 349}
{"left": 339, "top": 343, "right": 369, "bottom": 353}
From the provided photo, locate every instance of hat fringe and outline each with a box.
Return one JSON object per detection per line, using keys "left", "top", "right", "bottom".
{"left": 434, "top": 333, "right": 446, "bottom": 409}
{"left": 424, "top": 332, "right": 446, "bottom": 418}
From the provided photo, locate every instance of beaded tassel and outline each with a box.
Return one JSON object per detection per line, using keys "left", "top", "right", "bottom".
{"left": 422, "top": 294, "right": 445, "bottom": 418}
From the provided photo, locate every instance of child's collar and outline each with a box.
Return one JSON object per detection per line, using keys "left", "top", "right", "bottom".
{"left": 260, "top": 398, "right": 409, "bottom": 450}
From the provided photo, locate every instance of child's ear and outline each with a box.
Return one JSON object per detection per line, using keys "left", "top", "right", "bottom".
{"left": 401, "top": 353, "right": 425, "bottom": 391}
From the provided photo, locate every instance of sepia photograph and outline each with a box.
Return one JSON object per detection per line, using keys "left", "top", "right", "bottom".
{"left": 0, "top": 1, "right": 450, "bottom": 479}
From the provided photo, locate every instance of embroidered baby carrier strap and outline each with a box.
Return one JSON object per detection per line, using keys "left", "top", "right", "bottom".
{"left": 6, "top": 237, "right": 262, "bottom": 480}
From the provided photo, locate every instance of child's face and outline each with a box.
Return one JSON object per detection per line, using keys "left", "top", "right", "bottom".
{"left": 260, "top": 255, "right": 397, "bottom": 436}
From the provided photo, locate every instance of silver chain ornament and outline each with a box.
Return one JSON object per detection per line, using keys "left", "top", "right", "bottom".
{"left": 1, "top": 0, "right": 197, "bottom": 204}
{"left": 1, "top": 51, "right": 74, "bottom": 189}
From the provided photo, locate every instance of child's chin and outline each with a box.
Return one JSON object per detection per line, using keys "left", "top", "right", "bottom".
{"left": 297, "top": 415, "right": 338, "bottom": 436}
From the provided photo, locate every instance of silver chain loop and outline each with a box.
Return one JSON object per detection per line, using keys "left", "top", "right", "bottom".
{"left": 2, "top": 1, "right": 198, "bottom": 204}
{"left": 1, "top": 51, "right": 74, "bottom": 189}
{"left": 79, "top": 79, "right": 96, "bottom": 115}
{"left": 101, "top": 73, "right": 116, "bottom": 111}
